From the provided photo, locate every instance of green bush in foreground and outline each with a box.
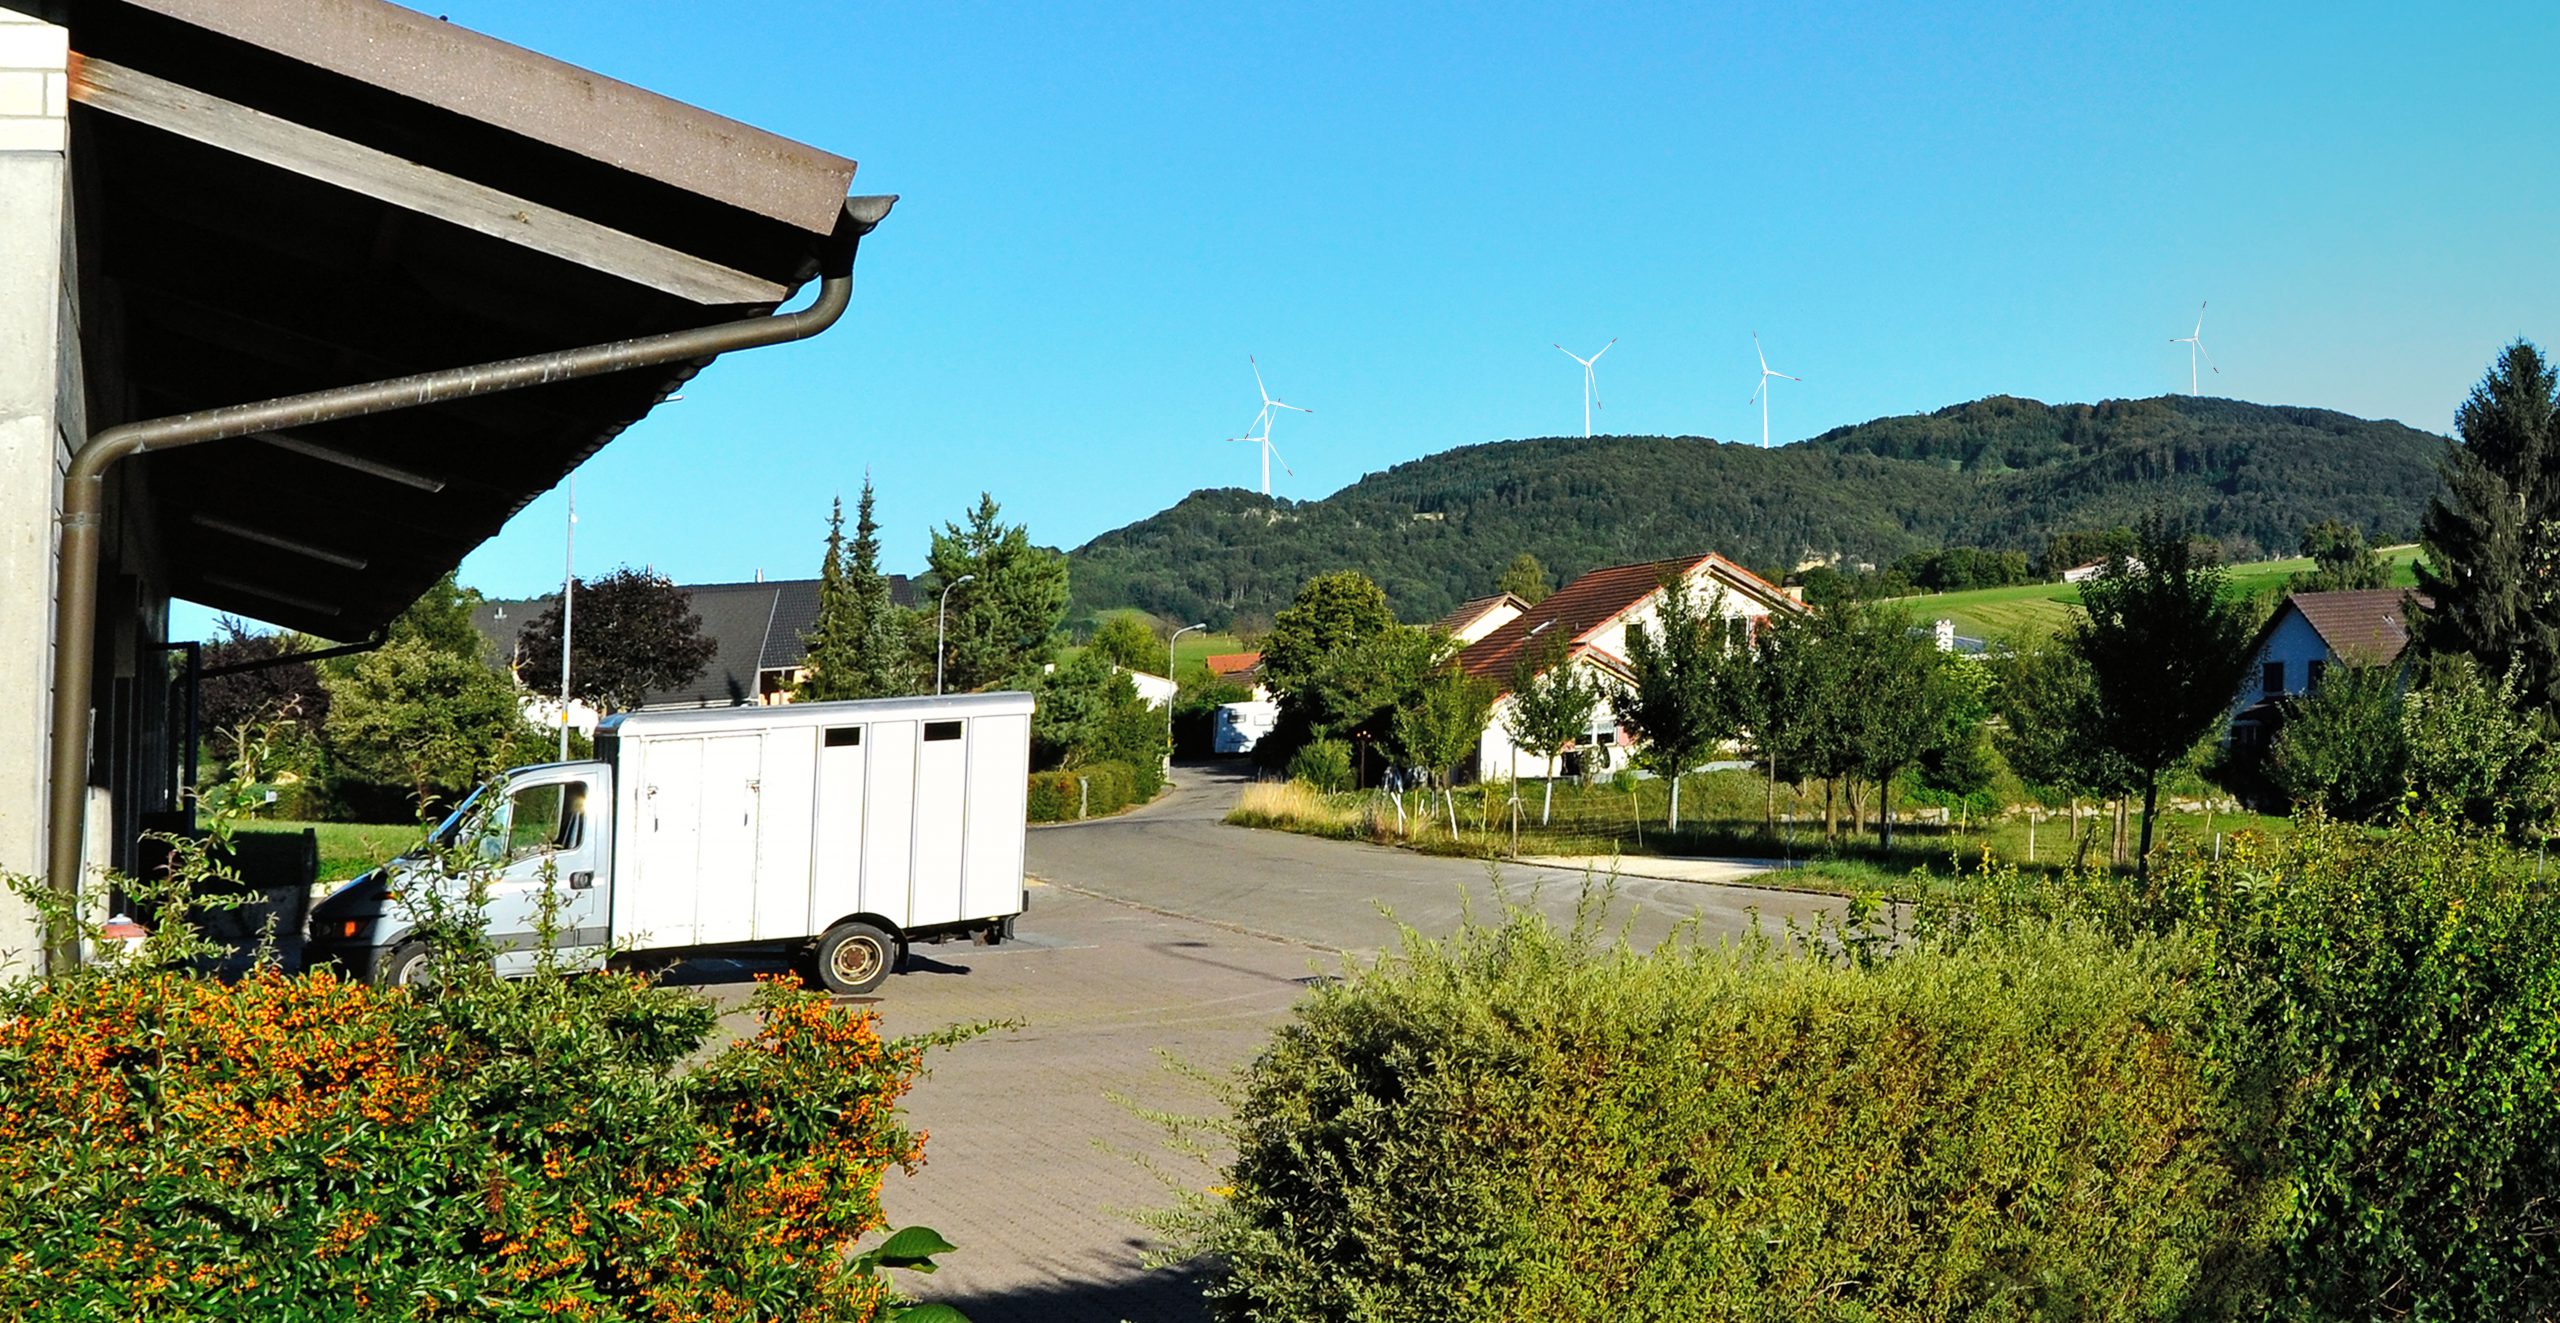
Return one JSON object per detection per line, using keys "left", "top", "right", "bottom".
{"left": 1184, "top": 905, "right": 2250, "bottom": 1321}
{"left": 1026, "top": 759, "right": 1153, "bottom": 821}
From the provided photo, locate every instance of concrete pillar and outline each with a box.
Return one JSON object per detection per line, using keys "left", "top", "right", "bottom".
{"left": 0, "top": 9, "right": 72, "bottom": 975}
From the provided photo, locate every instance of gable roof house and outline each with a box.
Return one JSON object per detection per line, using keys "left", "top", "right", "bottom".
{"left": 475, "top": 575, "right": 918, "bottom": 711}
{"left": 1453, "top": 555, "right": 1805, "bottom": 782}
{"left": 2, "top": 0, "right": 893, "bottom": 971}
{"left": 1435, "top": 592, "right": 1529, "bottom": 647}
{"left": 2228, "top": 588, "right": 2425, "bottom": 746}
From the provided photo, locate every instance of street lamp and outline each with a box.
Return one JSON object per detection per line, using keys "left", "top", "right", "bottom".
{"left": 1167, "top": 622, "right": 1206, "bottom": 772}
{"left": 935, "top": 574, "right": 976, "bottom": 696}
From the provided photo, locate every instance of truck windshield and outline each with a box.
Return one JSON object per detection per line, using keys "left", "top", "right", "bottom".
{"left": 427, "top": 784, "right": 493, "bottom": 851}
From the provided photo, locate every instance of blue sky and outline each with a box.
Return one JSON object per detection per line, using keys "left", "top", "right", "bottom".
{"left": 182, "top": 1, "right": 2560, "bottom": 634}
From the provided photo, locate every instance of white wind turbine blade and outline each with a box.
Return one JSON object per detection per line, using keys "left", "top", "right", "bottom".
{"left": 1750, "top": 377, "right": 1765, "bottom": 406}
{"left": 1269, "top": 399, "right": 1312, "bottom": 414}
{"left": 1250, "top": 354, "right": 1270, "bottom": 405}
{"left": 2195, "top": 339, "right": 2220, "bottom": 375}
{"left": 1754, "top": 332, "right": 1769, "bottom": 373}
{"left": 2193, "top": 301, "right": 2207, "bottom": 338}
{"left": 1589, "top": 367, "right": 1603, "bottom": 412}
{"left": 1555, "top": 343, "right": 1594, "bottom": 367}
{"left": 1773, "top": 369, "right": 1802, "bottom": 382}
{"left": 1589, "top": 337, "right": 1616, "bottom": 364}
{"left": 1269, "top": 441, "right": 1294, "bottom": 477}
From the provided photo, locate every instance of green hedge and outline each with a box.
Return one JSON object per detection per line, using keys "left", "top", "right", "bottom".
{"left": 1026, "top": 760, "right": 1161, "bottom": 822}
{"left": 1193, "top": 909, "right": 2246, "bottom": 1321}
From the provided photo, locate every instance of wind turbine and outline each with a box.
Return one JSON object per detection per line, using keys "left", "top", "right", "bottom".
{"left": 1749, "top": 333, "right": 1799, "bottom": 448}
{"left": 1553, "top": 339, "right": 1614, "bottom": 438}
{"left": 1232, "top": 356, "right": 1308, "bottom": 496}
{"left": 2170, "top": 302, "right": 2218, "bottom": 396}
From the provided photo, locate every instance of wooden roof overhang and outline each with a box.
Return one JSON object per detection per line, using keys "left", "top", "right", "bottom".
{"left": 26, "top": 0, "right": 874, "bottom": 636}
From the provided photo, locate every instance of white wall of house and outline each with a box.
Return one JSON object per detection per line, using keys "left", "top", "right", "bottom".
{"left": 0, "top": 12, "right": 74, "bottom": 974}
{"left": 2230, "top": 607, "right": 2338, "bottom": 726}
{"left": 1474, "top": 659, "right": 1630, "bottom": 783}
{"left": 1123, "top": 668, "right": 1178, "bottom": 709}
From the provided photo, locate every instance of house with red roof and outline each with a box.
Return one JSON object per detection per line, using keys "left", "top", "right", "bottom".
{"left": 2227, "top": 588, "right": 2425, "bottom": 746}
{"left": 1453, "top": 554, "right": 1807, "bottom": 781}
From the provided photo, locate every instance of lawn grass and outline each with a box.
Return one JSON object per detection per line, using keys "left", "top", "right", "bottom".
{"left": 1229, "top": 768, "right": 2291, "bottom": 897}
{"left": 231, "top": 819, "right": 424, "bottom": 883}
{"left": 1887, "top": 544, "right": 2422, "bottom": 641}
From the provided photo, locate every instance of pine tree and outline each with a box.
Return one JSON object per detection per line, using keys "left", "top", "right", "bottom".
{"left": 928, "top": 493, "right": 1070, "bottom": 693}
{"left": 796, "top": 497, "right": 863, "bottom": 701}
{"left": 844, "top": 481, "right": 917, "bottom": 696}
{"left": 2413, "top": 341, "right": 2560, "bottom": 710}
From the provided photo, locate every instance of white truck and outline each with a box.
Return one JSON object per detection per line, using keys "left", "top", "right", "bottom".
{"left": 306, "top": 691, "right": 1034, "bottom": 995}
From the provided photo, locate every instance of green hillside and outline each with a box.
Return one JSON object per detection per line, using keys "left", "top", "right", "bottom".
{"left": 1070, "top": 395, "right": 2448, "bottom": 627}
{"left": 1899, "top": 544, "right": 2426, "bottom": 641}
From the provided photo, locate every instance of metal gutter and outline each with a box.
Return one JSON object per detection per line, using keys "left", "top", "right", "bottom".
{"left": 43, "top": 195, "right": 894, "bottom": 971}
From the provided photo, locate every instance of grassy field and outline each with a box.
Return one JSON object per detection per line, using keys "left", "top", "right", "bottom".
{"left": 1229, "top": 769, "right": 2289, "bottom": 895}
{"left": 1062, "top": 610, "right": 1249, "bottom": 681}
{"left": 232, "top": 819, "right": 424, "bottom": 883}
{"left": 1888, "top": 544, "right": 2423, "bottom": 642}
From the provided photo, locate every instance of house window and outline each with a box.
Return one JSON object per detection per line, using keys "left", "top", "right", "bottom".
{"left": 2262, "top": 660, "right": 2285, "bottom": 695}
{"left": 2307, "top": 660, "right": 2328, "bottom": 691}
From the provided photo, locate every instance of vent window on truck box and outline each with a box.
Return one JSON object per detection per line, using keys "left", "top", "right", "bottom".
{"left": 923, "top": 721, "right": 963, "bottom": 742}
{"left": 824, "top": 727, "right": 861, "bottom": 747}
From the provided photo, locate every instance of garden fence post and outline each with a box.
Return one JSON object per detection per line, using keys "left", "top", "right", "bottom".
{"left": 1078, "top": 777, "right": 1089, "bottom": 820}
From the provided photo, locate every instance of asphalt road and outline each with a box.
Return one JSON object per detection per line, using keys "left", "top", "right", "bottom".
{"left": 773, "top": 763, "right": 1837, "bottom": 1321}
{"left": 1025, "top": 760, "right": 1835, "bottom": 955}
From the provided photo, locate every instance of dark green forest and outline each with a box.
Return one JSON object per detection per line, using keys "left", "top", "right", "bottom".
{"left": 1069, "top": 394, "right": 2447, "bottom": 626}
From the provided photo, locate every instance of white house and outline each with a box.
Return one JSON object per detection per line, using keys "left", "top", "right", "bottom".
{"left": 1455, "top": 554, "right": 1807, "bottom": 782}
{"left": 1435, "top": 592, "right": 1529, "bottom": 646}
{"left": 2227, "top": 588, "right": 2422, "bottom": 746}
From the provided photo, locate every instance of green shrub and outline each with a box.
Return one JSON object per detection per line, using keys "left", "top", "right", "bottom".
{"left": 1285, "top": 738, "right": 1353, "bottom": 793}
{"left": 1183, "top": 905, "right": 2246, "bottom": 1321}
{"left": 1025, "top": 760, "right": 1155, "bottom": 821}
{"left": 1922, "top": 818, "right": 2560, "bottom": 1319}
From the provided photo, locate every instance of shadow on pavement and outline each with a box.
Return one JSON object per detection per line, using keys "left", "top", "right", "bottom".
{"left": 926, "top": 1259, "right": 1211, "bottom": 1323}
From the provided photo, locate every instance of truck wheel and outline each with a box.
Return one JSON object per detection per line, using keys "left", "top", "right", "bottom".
{"left": 380, "top": 942, "right": 437, "bottom": 990}
{"left": 812, "top": 920, "right": 897, "bottom": 996}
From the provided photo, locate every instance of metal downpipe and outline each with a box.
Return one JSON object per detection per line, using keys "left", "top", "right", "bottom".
{"left": 43, "top": 196, "right": 892, "bottom": 970}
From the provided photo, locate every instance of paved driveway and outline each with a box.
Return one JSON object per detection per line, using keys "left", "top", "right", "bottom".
{"left": 738, "top": 763, "right": 1836, "bottom": 1321}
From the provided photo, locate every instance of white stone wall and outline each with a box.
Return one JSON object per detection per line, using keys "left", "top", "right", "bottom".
{"left": 0, "top": 9, "right": 70, "bottom": 973}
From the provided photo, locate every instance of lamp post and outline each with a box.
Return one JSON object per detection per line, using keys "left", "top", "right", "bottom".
{"left": 935, "top": 574, "right": 976, "bottom": 696}
{"left": 557, "top": 474, "right": 576, "bottom": 760}
{"left": 1167, "top": 622, "right": 1206, "bottom": 773}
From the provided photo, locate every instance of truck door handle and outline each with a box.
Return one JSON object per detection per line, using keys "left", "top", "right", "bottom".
{"left": 569, "top": 870, "right": 595, "bottom": 890}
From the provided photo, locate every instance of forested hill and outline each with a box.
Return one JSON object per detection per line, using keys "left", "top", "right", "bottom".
{"left": 1069, "top": 395, "right": 2449, "bottom": 627}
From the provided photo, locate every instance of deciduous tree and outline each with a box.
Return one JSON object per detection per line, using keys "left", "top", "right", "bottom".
{"left": 1496, "top": 553, "right": 1552, "bottom": 606}
{"left": 2070, "top": 516, "right": 2258, "bottom": 881}
{"left": 1615, "top": 576, "right": 1748, "bottom": 831}
{"left": 517, "top": 567, "right": 719, "bottom": 713}
{"left": 1503, "top": 633, "right": 1602, "bottom": 824}
{"left": 1088, "top": 614, "right": 1168, "bottom": 676}
{"left": 322, "top": 637, "right": 544, "bottom": 817}
{"left": 2290, "top": 519, "right": 2390, "bottom": 594}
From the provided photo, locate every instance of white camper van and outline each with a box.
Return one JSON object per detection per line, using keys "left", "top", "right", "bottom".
{"left": 307, "top": 691, "right": 1034, "bottom": 995}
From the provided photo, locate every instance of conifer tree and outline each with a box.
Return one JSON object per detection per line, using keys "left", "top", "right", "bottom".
{"left": 796, "top": 497, "right": 862, "bottom": 701}
{"left": 2413, "top": 341, "right": 2560, "bottom": 710}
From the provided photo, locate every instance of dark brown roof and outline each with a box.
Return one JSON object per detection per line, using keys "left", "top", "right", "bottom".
{"left": 472, "top": 574, "right": 917, "bottom": 708}
{"left": 1455, "top": 554, "right": 1800, "bottom": 687}
{"left": 2287, "top": 589, "right": 2427, "bottom": 666}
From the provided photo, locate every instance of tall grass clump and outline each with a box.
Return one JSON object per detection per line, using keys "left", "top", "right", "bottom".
{"left": 1225, "top": 780, "right": 1367, "bottom": 839}
{"left": 1172, "top": 901, "right": 2253, "bottom": 1321}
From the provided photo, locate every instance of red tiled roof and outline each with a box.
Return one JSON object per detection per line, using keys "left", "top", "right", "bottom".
{"left": 2286, "top": 589, "right": 2428, "bottom": 666}
{"left": 1455, "top": 554, "right": 1798, "bottom": 686}
{"left": 1434, "top": 592, "right": 1526, "bottom": 638}
{"left": 1204, "top": 651, "right": 1262, "bottom": 678}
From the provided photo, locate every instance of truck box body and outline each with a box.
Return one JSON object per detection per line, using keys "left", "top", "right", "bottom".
{"left": 306, "top": 691, "right": 1033, "bottom": 988}
{"left": 601, "top": 692, "right": 1032, "bottom": 950}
